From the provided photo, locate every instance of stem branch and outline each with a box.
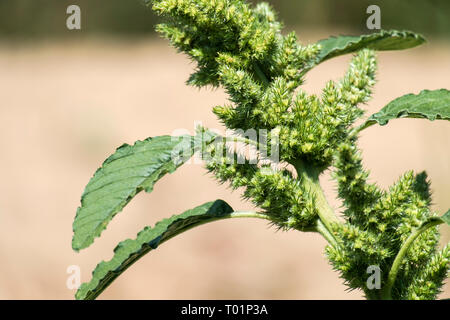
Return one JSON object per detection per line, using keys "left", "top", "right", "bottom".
{"left": 316, "top": 219, "right": 339, "bottom": 248}
{"left": 293, "top": 160, "right": 341, "bottom": 248}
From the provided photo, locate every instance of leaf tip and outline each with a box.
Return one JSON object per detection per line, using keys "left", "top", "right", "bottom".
{"left": 441, "top": 209, "right": 450, "bottom": 226}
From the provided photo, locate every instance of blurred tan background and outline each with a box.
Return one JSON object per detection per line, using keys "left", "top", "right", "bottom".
{"left": 0, "top": 1, "right": 449, "bottom": 300}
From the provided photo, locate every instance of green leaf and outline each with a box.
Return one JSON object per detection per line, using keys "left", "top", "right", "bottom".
{"left": 75, "top": 200, "right": 234, "bottom": 300}
{"left": 421, "top": 210, "right": 450, "bottom": 229}
{"left": 72, "top": 133, "right": 216, "bottom": 251}
{"left": 360, "top": 89, "right": 450, "bottom": 130}
{"left": 440, "top": 209, "right": 450, "bottom": 226}
{"left": 316, "top": 30, "right": 425, "bottom": 63}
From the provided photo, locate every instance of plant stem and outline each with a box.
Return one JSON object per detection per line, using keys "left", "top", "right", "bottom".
{"left": 227, "top": 211, "right": 273, "bottom": 221}
{"left": 350, "top": 120, "right": 376, "bottom": 135}
{"left": 293, "top": 160, "right": 341, "bottom": 248}
{"left": 381, "top": 218, "right": 444, "bottom": 300}
{"left": 306, "top": 173, "right": 341, "bottom": 227}
{"left": 162, "top": 212, "right": 273, "bottom": 241}
{"left": 316, "top": 219, "right": 339, "bottom": 248}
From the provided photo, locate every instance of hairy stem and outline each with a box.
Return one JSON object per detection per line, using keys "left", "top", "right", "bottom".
{"left": 381, "top": 218, "right": 444, "bottom": 300}
{"left": 293, "top": 160, "right": 341, "bottom": 247}
{"left": 226, "top": 211, "right": 272, "bottom": 220}
{"left": 315, "top": 219, "right": 339, "bottom": 248}
{"left": 351, "top": 121, "right": 376, "bottom": 135}
{"left": 160, "top": 212, "right": 273, "bottom": 245}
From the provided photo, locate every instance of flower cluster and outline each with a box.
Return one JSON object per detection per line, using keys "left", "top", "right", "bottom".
{"left": 204, "top": 141, "right": 318, "bottom": 229}
{"left": 330, "top": 141, "right": 449, "bottom": 299}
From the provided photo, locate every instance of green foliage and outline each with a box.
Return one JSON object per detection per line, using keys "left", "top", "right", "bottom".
{"left": 315, "top": 30, "right": 425, "bottom": 64}
{"left": 73, "top": 0, "right": 450, "bottom": 300}
{"left": 441, "top": 210, "right": 450, "bottom": 226}
{"left": 360, "top": 89, "right": 450, "bottom": 130}
{"left": 73, "top": 132, "right": 216, "bottom": 251}
{"left": 76, "top": 200, "right": 233, "bottom": 300}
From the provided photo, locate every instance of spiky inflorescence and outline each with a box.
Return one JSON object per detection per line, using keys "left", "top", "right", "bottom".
{"left": 149, "top": 0, "right": 449, "bottom": 299}
{"left": 150, "top": 0, "right": 378, "bottom": 166}
{"left": 329, "top": 162, "right": 448, "bottom": 299}
{"left": 204, "top": 141, "right": 319, "bottom": 230}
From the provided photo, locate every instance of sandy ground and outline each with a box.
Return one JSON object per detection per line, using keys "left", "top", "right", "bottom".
{"left": 0, "top": 36, "right": 449, "bottom": 299}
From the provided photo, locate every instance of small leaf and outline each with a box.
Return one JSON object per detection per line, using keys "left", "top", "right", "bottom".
{"left": 316, "top": 30, "right": 425, "bottom": 64}
{"left": 75, "top": 200, "right": 234, "bottom": 300}
{"left": 440, "top": 209, "right": 450, "bottom": 226}
{"left": 360, "top": 89, "right": 450, "bottom": 130}
{"left": 421, "top": 210, "right": 450, "bottom": 229}
{"left": 72, "top": 132, "right": 217, "bottom": 251}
